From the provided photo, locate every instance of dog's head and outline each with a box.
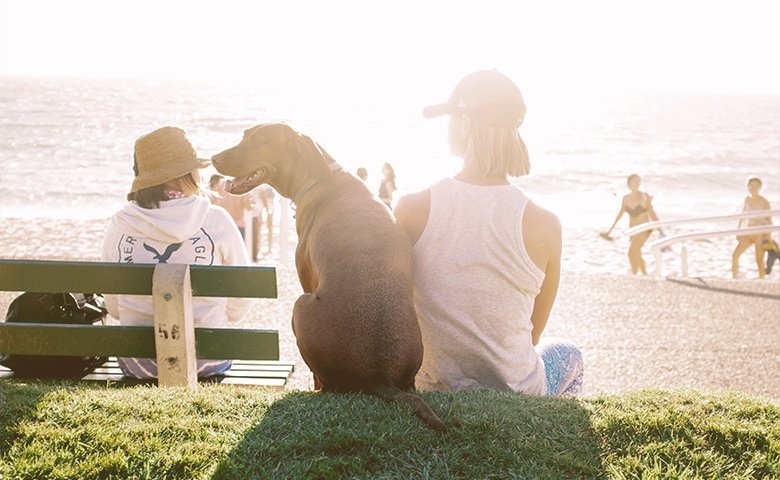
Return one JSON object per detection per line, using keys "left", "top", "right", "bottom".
{"left": 211, "top": 123, "right": 333, "bottom": 198}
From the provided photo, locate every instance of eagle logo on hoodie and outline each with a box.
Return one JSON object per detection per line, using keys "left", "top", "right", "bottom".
{"left": 142, "top": 242, "right": 182, "bottom": 263}
{"left": 117, "top": 229, "right": 215, "bottom": 265}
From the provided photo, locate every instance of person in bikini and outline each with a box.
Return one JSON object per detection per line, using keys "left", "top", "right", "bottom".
{"left": 732, "top": 176, "right": 772, "bottom": 279}
{"left": 601, "top": 174, "right": 660, "bottom": 275}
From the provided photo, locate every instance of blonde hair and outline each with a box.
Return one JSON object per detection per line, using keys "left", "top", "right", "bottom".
{"left": 465, "top": 123, "right": 530, "bottom": 177}
{"left": 127, "top": 172, "right": 201, "bottom": 209}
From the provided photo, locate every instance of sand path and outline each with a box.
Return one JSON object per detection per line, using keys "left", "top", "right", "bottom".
{"left": 1, "top": 217, "right": 778, "bottom": 399}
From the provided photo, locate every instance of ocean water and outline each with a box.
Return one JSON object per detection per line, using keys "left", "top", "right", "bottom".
{"left": 1, "top": 76, "right": 779, "bottom": 278}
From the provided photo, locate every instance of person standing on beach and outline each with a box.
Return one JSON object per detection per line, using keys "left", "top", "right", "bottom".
{"left": 395, "top": 70, "right": 583, "bottom": 396}
{"left": 207, "top": 174, "right": 225, "bottom": 203}
{"left": 378, "top": 162, "right": 397, "bottom": 209}
{"left": 250, "top": 183, "right": 275, "bottom": 261}
{"left": 600, "top": 174, "right": 660, "bottom": 275}
{"left": 732, "top": 176, "right": 772, "bottom": 279}
{"left": 101, "top": 126, "right": 252, "bottom": 379}
{"left": 209, "top": 175, "right": 254, "bottom": 239}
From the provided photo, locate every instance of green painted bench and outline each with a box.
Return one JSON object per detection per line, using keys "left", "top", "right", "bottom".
{"left": 0, "top": 259, "right": 294, "bottom": 387}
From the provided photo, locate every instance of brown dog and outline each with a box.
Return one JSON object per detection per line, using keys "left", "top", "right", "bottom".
{"left": 211, "top": 123, "right": 446, "bottom": 432}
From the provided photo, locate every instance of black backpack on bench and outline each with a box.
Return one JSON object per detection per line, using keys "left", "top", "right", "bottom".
{"left": 0, "top": 292, "right": 108, "bottom": 378}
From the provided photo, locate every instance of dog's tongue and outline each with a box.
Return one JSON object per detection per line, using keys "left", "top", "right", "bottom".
{"left": 228, "top": 169, "right": 266, "bottom": 195}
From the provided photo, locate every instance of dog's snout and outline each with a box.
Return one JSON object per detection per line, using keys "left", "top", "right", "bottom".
{"left": 211, "top": 151, "right": 231, "bottom": 173}
{"left": 211, "top": 147, "right": 245, "bottom": 177}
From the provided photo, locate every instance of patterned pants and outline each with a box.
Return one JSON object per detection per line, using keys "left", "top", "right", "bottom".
{"left": 117, "top": 357, "right": 232, "bottom": 380}
{"left": 536, "top": 338, "right": 584, "bottom": 396}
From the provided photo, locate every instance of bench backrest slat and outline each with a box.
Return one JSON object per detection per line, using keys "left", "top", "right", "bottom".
{"left": 0, "top": 323, "right": 280, "bottom": 360}
{"left": 0, "top": 259, "right": 277, "bottom": 298}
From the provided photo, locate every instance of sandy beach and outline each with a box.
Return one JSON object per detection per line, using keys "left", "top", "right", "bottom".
{"left": 1, "top": 216, "right": 778, "bottom": 400}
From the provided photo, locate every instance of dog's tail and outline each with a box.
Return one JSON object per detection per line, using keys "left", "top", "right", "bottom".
{"left": 369, "top": 383, "right": 448, "bottom": 433}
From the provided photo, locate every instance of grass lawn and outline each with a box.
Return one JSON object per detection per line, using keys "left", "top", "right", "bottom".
{"left": 0, "top": 383, "right": 777, "bottom": 479}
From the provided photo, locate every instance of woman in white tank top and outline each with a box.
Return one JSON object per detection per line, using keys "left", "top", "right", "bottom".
{"left": 395, "top": 70, "right": 583, "bottom": 396}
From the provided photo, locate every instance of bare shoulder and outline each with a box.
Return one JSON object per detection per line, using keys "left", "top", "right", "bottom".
{"left": 395, "top": 188, "right": 430, "bottom": 213}
{"left": 522, "top": 202, "right": 562, "bottom": 272}
{"left": 394, "top": 188, "right": 431, "bottom": 245}
{"left": 524, "top": 201, "right": 561, "bottom": 242}
{"left": 523, "top": 201, "right": 561, "bottom": 271}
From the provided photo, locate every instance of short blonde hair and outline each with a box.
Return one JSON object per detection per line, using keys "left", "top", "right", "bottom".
{"left": 465, "top": 123, "right": 530, "bottom": 177}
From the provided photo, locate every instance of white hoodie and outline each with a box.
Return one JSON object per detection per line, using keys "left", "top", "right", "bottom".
{"left": 101, "top": 195, "right": 253, "bottom": 327}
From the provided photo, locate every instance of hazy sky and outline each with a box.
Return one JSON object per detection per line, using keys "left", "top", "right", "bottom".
{"left": 1, "top": 0, "right": 778, "bottom": 96}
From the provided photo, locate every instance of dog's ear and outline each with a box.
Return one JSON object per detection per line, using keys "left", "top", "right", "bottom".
{"left": 242, "top": 124, "right": 267, "bottom": 142}
{"left": 293, "top": 133, "right": 332, "bottom": 180}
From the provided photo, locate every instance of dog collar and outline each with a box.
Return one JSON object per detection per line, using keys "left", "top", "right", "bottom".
{"left": 293, "top": 178, "right": 317, "bottom": 205}
{"left": 292, "top": 162, "right": 343, "bottom": 206}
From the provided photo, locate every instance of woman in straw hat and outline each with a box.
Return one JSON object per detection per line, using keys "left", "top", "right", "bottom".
{"left": 395, "top": 70, "right": 583, "bottom": 396}
{"left": 101, "top": 126, "right": 252, "bottom": 379}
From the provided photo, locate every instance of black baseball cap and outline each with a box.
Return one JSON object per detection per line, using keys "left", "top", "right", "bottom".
{"left": 423, "top": 70, "right": 527, "bottom": 128}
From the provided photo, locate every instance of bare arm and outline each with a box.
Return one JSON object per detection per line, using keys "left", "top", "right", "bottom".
{"left": 523, "top": 203, "right": 562, "bottom": 345}
{"left": 394, "top": 189, "right": 431, "bottom": 246}
{"left": 646, "top": 193, "right": 660, "bottom": 222}
{"left": 603, "top": 198, "right": 626, "bottom": 236}
{"left": 738, "top": 196, "right": 749, "bottom": 228}
{"left": 762, "top": 196, "right": 773, "bottom": 224}
{"left": 529, "top": 212, "right": 562, "bottom": 346}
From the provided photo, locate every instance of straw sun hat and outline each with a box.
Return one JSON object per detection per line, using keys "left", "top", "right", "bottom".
{"left": 130, "top": 126, "right": 210, "bottom": 193}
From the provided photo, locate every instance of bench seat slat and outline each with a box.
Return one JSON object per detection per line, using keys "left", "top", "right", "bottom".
{"left": 0, "top": 260, "right": 277, "bottom": 298}
{"left": 0, "top": 323, "right": 280, "bottom": 360}
{"left": 217, "top": 377, "right": 287, "bottom": 387}
{"left": 84, "top": 366, "right": 292, "bottom": 379}
{"left": 219, "top": 369, "right": 291, "bottom": 379}
{"left": 0, "top": 358, "right": 294, "bottom": 387}
{"left": 88, "top": 367, "right": 296, "bottom": 377}
{"left": 62, "top": 374, "right": 287, "bottom": 387}
{"left": 76, "top": 374, "right": 287, "bottom": 387}
{"left": 222, "top": 364, "right": 296, "bottom": 372}
{"left": 94, "top": 359, "right": 296, "bottom": 370}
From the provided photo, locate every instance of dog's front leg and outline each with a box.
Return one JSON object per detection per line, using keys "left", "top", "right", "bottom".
{"left": 295, "top": 245, "right": 318, "bottom": 293}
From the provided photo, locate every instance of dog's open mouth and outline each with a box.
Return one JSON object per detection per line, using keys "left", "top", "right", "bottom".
{"left": 228, "top": 168, "right": 268, "bottom": 195}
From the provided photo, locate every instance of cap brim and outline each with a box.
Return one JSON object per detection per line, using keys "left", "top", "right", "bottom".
{"left": 422, "top": 102, "right": 455, "bottom": 119}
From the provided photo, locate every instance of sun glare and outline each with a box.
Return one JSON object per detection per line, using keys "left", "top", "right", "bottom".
{"left": 1, "top": 0, "right": 778, "bottom": 206}
{"left": 1, "top": 0, "right": 778, "bottom": 96}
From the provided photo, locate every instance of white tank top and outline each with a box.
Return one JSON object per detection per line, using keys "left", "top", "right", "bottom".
{"left": 413, "top": 178, "right": 547, "bottom": 394}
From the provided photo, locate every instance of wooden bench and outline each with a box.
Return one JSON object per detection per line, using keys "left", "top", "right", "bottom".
{"left": 0, "top": 259, "right": 294, "bottom": 387}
